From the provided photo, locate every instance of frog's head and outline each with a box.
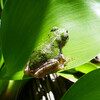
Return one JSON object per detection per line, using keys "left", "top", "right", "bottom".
{"left": 51, "top": 26, "right": 69, "bottom": 49}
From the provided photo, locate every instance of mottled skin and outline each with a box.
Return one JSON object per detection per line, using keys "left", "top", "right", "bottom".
{"left": 24, "top": 27, "right": 71, "bottom": 78}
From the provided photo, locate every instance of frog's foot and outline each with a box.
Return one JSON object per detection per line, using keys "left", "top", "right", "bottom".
{"left": 57, "top": 64, "right": 68, "bottom": 70}
{"left": 63, "top": 56, "right": 75, "bottom": 65}
{"left": 59, "top": 54, "right": 75, "bottom": 65}
{"left": 57, "top": 56, "right": 75, "bottom": 71}
{"left": 58, "top": 67, "right": 68, "bottom": 70}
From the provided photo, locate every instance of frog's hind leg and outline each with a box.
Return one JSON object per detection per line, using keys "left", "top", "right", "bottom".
{"left": 57, "top": 64, "right": 68, "bottom": 70}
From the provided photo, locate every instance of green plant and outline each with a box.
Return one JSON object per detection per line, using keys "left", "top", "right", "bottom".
{"left": 0, "top": 0, "right": 100, "bottom": 100}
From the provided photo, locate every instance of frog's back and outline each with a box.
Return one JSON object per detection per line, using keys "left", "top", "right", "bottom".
{"left": 29, "top": 49, "right": 47, "bottom": 70}
{"left": 29, "top": 27, "right": 68, "bottom": 72}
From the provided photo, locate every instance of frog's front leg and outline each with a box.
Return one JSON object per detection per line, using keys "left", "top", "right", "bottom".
{"left": 63, "top": 56, "right": 75, "bottom": 65}
{"left": 59, "top": 54, "right": 72, "bottom": 64}
{"left": 58, "top": 54, "right": 74, "bottom": 70}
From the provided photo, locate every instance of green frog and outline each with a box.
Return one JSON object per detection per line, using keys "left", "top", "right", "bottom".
{"left": 24, "top": 27, "right": 71, "bottom": 78}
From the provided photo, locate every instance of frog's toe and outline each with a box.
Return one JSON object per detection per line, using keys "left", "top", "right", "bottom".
{"left": 64, "top": 57, "right": 75, "bottom": 65}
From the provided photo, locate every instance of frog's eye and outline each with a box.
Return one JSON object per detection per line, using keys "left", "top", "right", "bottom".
{"left": 50, "top": 26, "right": 58, "bottom": 32}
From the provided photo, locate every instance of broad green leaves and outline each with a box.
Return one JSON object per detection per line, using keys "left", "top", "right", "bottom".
{"left": 0, "top": 0, "right": 100, "bottom": 80}
{"left": 58, "top": 62, "right": 98, "bottom": 82}
{"left": 75, "top": 62, "right": 98, "bottom": 73}
{"left": 1, "top": 0, "right": 49, "bottom": 79}
{"left": 62, "top": 68, "right": 100, "bottom": 100}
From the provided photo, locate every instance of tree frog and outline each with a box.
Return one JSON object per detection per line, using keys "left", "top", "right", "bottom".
{"left": 24, "top": 27, "right": 71, "bottom": 78}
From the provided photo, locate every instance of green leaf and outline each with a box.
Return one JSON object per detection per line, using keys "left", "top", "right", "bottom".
{"left": 75, "top": 62, "right": 98, "bottom": 74}
{"left": 96, "top": 63, "right": 100, "bottom": 67}
{"left": 1, "top": 0, "right": 4, "bottom": 9}
{"left": 58, "top": 62, "right": 98, "bottom": 81}
{"left": 1, "top": 0, "right": 50, "bottom": 79}
{"left": 62, "top": 68, "right": 100, "bottom": 100}
{"left": 1, "top": 0, "right": 100, "bottom": 80}
{"left": 0, "top": 80, "right": 8, "bottom": 95}
{"left": 0, "top": 19, "right": 4, "bottom": 68}
{"left": 58, "top": 72, "right": 78, "bottom": 82}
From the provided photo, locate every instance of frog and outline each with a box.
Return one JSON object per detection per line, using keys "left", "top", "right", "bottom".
{"left": 24, "top": 26, "right": 72, "bottom": 78}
